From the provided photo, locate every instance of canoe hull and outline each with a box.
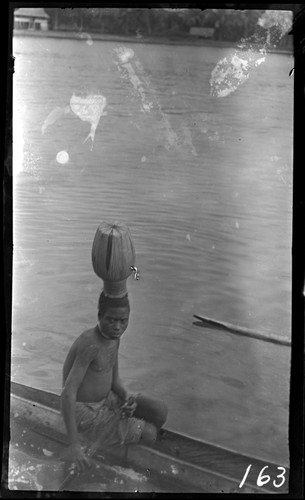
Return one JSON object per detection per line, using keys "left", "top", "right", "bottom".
{"left": 9, "top": 382, "right": 287, "bottom": 493}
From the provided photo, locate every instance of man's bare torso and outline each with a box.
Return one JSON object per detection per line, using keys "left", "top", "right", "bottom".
{"left": 62, "top": 326, "right": 119, "bottom": 402}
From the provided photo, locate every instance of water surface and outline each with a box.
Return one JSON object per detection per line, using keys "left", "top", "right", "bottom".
{"left": 12, "top": 36, "right": 292, "bottom": 464}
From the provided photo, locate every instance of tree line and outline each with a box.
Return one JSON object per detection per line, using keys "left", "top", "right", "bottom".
{"left": 45, "top": 8, "right": 293, "bottom": 48}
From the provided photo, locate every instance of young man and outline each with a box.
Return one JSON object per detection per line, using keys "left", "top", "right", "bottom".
{"left": 61, "top": 292, "right": 168, "bottom": 471}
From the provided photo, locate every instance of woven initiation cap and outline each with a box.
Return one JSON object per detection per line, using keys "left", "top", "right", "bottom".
{"left": 92, "top": 221, "right": 136, "bottom": 298}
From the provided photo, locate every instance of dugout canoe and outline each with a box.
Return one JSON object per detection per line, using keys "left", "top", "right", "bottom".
{"left": 9, "top": 381, "right": 288, "bottom": 493}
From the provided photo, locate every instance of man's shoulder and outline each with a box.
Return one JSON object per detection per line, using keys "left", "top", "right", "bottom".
{"left": 75, "top": 325, "right": 98, "bottom": 340}
{"left": 74, "top": 327, "right": 100, "bottom": 362}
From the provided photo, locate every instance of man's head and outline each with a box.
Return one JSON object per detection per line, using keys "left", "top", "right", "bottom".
{"left": 98, "top": 292, "right": 130, "bottom": 340}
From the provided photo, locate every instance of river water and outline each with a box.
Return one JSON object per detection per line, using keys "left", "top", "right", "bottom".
{"left": 11, "top": 35, "right": 292, "bottom": 466}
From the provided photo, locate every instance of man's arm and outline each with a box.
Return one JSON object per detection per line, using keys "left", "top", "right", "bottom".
{"left": 111, "top": 347, "right": 128, "bottom": 402}
{"left": 111, "top": 346, "right": 137, "bottom": 418}
{"left": 61, "top": 343, "right": 97, "bottom": 445}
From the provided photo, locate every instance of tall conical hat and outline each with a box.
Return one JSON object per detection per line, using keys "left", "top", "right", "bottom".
{"left": 92, "top": 222, "right": 135, "bottom": 298}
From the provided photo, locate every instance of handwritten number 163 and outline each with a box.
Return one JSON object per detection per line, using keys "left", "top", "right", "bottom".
{"left": 239, "top": 464, "right": 286, "bottom": 489}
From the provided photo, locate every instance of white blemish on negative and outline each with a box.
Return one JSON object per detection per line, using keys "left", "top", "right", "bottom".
{"left": 42, "top": 94, "right": 107, "bottom": 150}
{"left": 210, "top": 10, "right": 292, "bottom": 98}
{"left": 254, "top": 57, "right": 266, "bottom": 66}
{"left": 276, "top": 168, "right": 287, "bottom": 185}
{"left": 114, "top": 46, "right": 153, "bottom": 113}
{"left": 111, "top": 465, "right": 148, "bottom": 482}
{"left": 115, "top": 46, "right": 135, "bottom": 63}
{"left": 210, "top": 54, "right": 251, "bottom": 98}
{"left": 13, "top": 107, "right": 25, "bottom": 179}
{"left": 191, "top": 112, "right": 230, "bottom": 144}
{"left": 257, "top": 9, "right": 293, "bottom": 43}
{"left": 170, "top": 464, "right": 179, "bottom": 475}
{"left": 69, "top": 93, "right": 107, "bottom": 149}
{"left": 179, "top": 124, "right": 198, "bottom": 156}
{"left": 56, "top": 150, "right": 69, "bottom": 164}
{"left": 41, "top": 106, "right": 70, "bottom": 135}
{"left": 78, "top": 32, "right": 93, "bottom": 45}
{"left": 114, "top": 45, "right": 199, "bottom": 157}
{"left": 275, "top": 162, "right": 291, "bottom": 187}
{"left": 114, "top": 45, "right": 178, "bottom": 151}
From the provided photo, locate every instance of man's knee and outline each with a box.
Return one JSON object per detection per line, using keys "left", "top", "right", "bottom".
{"left": 134, "top": 395, "right": 168, "bottom": 429}
{"left": 141, "top": 422, "right": 157, "bottom": 443}
{"left": 155, "top": 401, "right": 168, "bottom": 428}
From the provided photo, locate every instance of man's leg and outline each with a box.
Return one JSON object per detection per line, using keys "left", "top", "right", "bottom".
{"left": 133, "top": 394, "right": 168, "bottom": 430}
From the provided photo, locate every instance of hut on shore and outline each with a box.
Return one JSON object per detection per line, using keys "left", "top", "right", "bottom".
{"left": 189, "top": 27, "right": 215, "bottom": 39}
{"left": 14, "top": 8, "right": 49, "bottom": 31}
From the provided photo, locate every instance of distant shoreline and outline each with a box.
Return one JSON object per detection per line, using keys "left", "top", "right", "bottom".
{"left": 13, "top": 29, "right": 293, "bottom": 55}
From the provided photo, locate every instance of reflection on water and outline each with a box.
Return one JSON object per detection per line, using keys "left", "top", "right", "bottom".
{"left": 9, "top": 448, "right": 62, "bottom": 490}
{"left": 12, "top": 36, "right": 292, "bottom": 463}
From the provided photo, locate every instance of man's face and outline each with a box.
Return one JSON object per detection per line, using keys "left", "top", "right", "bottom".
{"left": 99, "top": 307, "right": 129, "bottom": 340}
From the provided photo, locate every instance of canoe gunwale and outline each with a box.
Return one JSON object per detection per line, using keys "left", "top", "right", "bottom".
{"left": 10, "top": 381, "right": 287, "bottom": 493}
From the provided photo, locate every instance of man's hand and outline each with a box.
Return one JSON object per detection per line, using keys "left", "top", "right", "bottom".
{"left": 120, "top": 395, "right": 137, "bottom": 418}
{"left": 63, "top": 442, "right": 91, "bottom": 472}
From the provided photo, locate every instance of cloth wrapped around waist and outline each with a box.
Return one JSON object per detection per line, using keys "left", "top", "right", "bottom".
{"left": 75, "top": 391, "right": 144, "bottom": 447}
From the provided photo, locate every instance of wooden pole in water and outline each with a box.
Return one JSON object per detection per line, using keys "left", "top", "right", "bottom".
{"left": 193, "top": 314, "right": 291, "bottom": 347}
